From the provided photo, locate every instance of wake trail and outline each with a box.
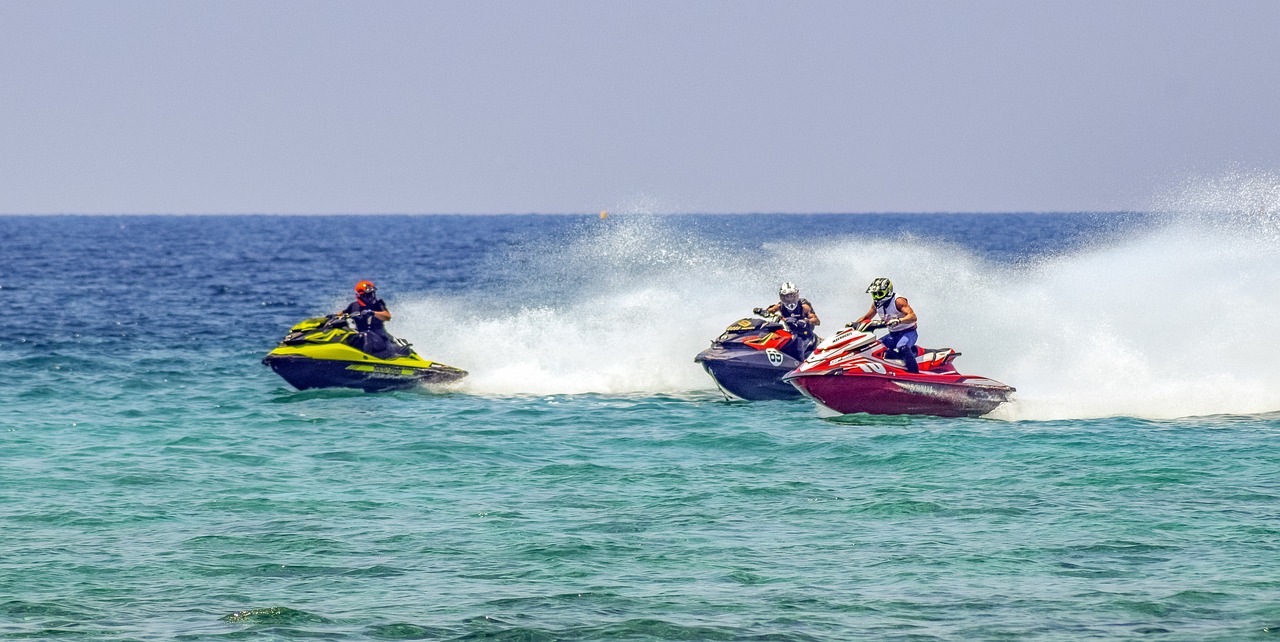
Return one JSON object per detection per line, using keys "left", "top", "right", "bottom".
{"left": 394, "top": 175, "right": 1280, "bottom": 420}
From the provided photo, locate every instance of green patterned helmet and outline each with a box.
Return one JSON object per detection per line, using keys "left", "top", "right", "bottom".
{"left": 867, "top": 278, "right": 894, "bottom": 305}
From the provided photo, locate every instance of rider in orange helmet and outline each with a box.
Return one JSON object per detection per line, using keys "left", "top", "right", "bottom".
{"left": 340, "top": 280, "right": 394, "bottom": 355}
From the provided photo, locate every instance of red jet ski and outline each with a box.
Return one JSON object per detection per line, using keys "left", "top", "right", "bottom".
{"left": 782, "top": 326, "right": 1014, "bottom": 417}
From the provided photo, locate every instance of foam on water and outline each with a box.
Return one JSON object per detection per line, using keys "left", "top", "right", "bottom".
{"left": 392, "top": 178, "right": 1280, "bottom": 420}
{"left": 982, "top": 223, "right": 1280, "bottom": 420}
{"left": 396, "top": 215, "right": 759, "bottom": 395}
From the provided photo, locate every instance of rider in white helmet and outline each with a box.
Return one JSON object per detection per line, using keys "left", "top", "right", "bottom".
{"left": 754, "top": 282, "right": 821, "bottom": 356}
{"left": 850, "top": 277, "right": 919, "bottom": 373}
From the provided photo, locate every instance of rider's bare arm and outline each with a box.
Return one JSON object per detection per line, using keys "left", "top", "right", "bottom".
{"left": 858, "top": 304, "right": 877, "bottom": 323}
{"left": 894, "top": 298, "right": 916, "bottom": 325}
{"left": 804, "top": 303, "right": 820, "bottom": 325}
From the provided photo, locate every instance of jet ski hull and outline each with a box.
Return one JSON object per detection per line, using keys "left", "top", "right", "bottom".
{"left": 782, "top": 327, "right": 1013, "bottom": 417}
{"left": 694, "top": 316, "right": 813, "bottom": 401}
{"left": 695, "top": 347, "right": 802, "bottom": 401}
{"left": 786, "top": 372, "right": 1013, "bottom": 417}
{"left": 264, "top": 354, "right": 467, "bottom": 392}
{"left": 263, "top": 316, "right": 467, "bottom": 392}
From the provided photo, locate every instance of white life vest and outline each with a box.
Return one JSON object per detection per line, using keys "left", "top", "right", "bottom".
{"left": 876, "top": 296, "right": 916, "bottom": 331}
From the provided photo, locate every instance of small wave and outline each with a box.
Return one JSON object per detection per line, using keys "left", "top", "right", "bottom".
{"left": 220, "top": 606, "right": 331, "bottom": 625}
{"left": 364, "top": 622, "right": 453, "bottom": 639}
{"left": 0, "top": 599, "right": 96, "bottom": 619}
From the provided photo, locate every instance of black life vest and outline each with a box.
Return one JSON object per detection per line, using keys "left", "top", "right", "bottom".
{"left": 779, "top": 298, "right": 812, "bottom": 321}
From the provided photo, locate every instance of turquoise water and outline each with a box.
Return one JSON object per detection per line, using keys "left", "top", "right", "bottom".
{"left": 4, "top": 213, "right": 1280, "bottom": 639}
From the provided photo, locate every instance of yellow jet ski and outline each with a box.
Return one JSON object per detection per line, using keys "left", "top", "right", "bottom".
{"left": 263, "top": 315, "right": 467, "bottom": 392}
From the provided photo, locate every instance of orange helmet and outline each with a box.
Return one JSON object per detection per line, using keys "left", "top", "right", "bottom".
{"left": 355, "top": 280, "right": 377, "bottom": 297}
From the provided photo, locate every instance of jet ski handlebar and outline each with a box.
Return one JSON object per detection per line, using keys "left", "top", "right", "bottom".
{"left": 329, "top": 310, "right": 376, "bottom": 324}
{"left": 321, "top": 312, "right": 366, "bottom": 329}
{"left": 750, "top": 309, "right": 810, "bottom": 332}
{"left": 846, "top": 319, "right": 887, "bottom": 332}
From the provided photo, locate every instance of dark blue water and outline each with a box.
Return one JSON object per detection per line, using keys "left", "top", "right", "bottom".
{"left": 4, "top": 213, "right": 1280, "bottom": 640}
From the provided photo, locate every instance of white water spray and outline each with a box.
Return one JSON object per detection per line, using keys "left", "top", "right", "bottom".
{"left": 393, "top": 178, "right": 1280, "bottom": 420}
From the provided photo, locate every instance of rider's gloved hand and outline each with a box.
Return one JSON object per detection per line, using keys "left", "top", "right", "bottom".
{"left": 886, "top": 318, "right": 901, "bottom": 327}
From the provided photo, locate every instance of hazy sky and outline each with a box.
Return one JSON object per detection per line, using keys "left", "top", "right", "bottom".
{"left": 2, "top": 1, "right": 1278, "bottom": 214}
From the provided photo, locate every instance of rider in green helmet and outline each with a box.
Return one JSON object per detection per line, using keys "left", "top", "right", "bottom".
{"left": 850, "top": 277, "right": 920, "bottom": 373}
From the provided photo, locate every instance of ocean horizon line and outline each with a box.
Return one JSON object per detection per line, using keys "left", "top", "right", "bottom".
{"left": 0, "top": 210, "right": 1140, "bottom": 217}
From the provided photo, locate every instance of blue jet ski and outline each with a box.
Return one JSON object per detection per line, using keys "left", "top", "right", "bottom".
{"left": 694, "top": 314, "right": 816, "bottom": 401}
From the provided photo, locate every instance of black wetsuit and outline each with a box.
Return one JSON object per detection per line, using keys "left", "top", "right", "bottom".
{"left": 344, "top": 298, "right": 392, "bottom": 356}
{"left": 778, "top": 299, "right": 817, "bottom": 359}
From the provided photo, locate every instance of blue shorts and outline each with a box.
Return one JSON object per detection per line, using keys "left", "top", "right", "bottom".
{"left": 880, "top": 329, "right": 918, "bottom": 355}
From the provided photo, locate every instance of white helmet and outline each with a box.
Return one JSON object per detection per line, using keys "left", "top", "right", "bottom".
{"left": 779, "top": 282, "right": 800, "bottom": 309}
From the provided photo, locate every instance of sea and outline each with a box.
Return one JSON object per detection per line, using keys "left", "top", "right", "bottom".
{"left": 3, "top": 204, "right": 1280, "bottom": 640}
